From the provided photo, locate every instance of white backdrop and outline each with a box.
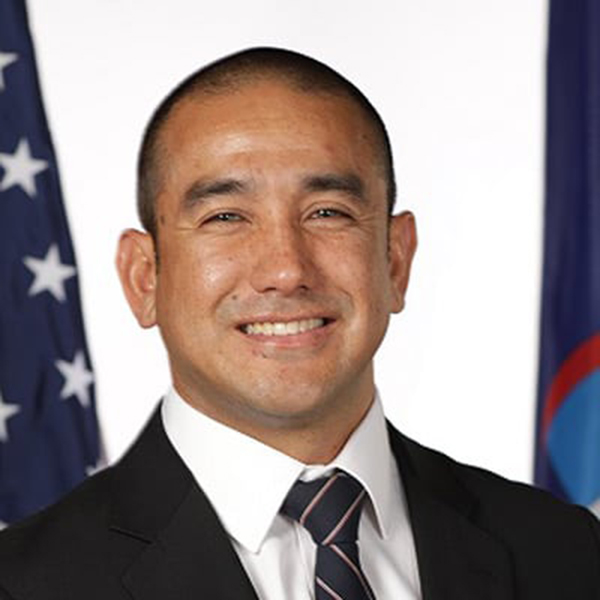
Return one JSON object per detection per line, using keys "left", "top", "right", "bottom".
{"left": 25, "top": 0, "right": 547, "bottom": 483}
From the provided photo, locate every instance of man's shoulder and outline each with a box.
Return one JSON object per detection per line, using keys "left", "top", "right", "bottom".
{"left": 392, "top": 427, "right": 600, "bottom": 566}
{"left": 0, "top": 467, "right": 114, "bottom": 584}
{"left": 0, "top": 408, "right": 195, "bottom": 598}
{"left": 396, "top": 426, "right": 597, "bottom": 520}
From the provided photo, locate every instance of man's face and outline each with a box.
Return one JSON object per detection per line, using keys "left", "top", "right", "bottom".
{"left": 121, "top": 79, "right": 415, "bottom": 446}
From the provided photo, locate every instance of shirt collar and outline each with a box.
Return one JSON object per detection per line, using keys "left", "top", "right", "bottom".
{"left": 161, "top": 387, "right": 400, "bottom": 553}
{"left": 324, "top": 394, "right": 398, "bottom": 540}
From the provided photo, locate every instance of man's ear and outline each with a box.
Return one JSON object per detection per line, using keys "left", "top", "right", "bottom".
{"left": 388, "top": 211, "right": 417, "bottom": 313}
{"left": 115, "top": 229, "right": 158, "bottom": 328}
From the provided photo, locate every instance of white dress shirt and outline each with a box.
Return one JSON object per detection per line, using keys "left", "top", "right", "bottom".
{"left": 162, "top": 388, "right": 421, "bottom": 599}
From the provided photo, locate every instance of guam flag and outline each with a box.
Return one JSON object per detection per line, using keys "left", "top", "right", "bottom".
{"left": 535, "top": 0, "right": 600, "bottom": 517}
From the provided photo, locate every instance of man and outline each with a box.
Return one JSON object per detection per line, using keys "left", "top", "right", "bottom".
{"left": 0, "top": 47, "right": 598, "bottom": 599}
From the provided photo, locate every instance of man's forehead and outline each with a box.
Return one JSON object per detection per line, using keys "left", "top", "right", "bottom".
{"left": 163, "top": 76, "right": 368, "bottom": 134}
{"left": 155, "top": 78, "right": 384, "bottom": 180}
{"left": 157, "top": 83, "right": 383, "bottom": 193}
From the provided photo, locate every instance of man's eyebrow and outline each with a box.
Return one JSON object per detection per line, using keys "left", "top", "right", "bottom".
{"left": 182, "top": 177, "right": 249, "bottom": 210}
{"left": 301, "top": 173, "right": 366, "bottom": 203}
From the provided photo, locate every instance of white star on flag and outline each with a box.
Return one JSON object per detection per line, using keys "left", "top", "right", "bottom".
{"left": 0, "top": 137, "right": 48, "bottom": 198}
{"left": 0, "top": 390, "right": 21, "bottom": 443}
{"left": 55, "top": 350, "right": 94, "bottom": 408}
{"left": 0, "top": 51, "right": 18, "bottom": 91}
{"left": 23, "top": 243, "right": 76, "bottom": 302}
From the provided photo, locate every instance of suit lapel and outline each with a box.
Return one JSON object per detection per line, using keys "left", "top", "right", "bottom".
{"left": 108, "top": 407, "right": 259, "bottom": 600}
{"left": 388, "top": 425, "right": 515, "bottom": 600}
{"left": 121, "top": 486, "right": 259, "bottom": 599}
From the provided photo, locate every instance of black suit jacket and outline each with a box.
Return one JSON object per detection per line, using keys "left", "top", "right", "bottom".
{"left": 0, "top": 407, "right": 599, "bottom": 599}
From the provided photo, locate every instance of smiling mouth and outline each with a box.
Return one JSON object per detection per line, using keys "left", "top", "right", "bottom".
{"left": 240, "top": 318, "right": 331, "bottom": 336}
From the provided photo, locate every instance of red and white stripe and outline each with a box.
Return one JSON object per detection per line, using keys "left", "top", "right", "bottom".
{"left": 300, "top": 472, "right": 341, "bottom": 526}
{"left": 322, "top": 489, "right": 366, "bottom": 545}
{"left": 316, "top": 576, "right": 345, "bottom": 600}
{"left": 329, "top": 544, "right": 375, "bottom": 600}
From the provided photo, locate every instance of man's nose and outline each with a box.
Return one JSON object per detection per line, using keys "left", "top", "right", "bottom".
{"left": 249, "top": 222, "right": 316, "bottom": 295}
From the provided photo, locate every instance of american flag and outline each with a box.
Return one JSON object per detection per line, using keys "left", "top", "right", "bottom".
{"left": 0, "top": 0, "right": 101, "bottom": 527}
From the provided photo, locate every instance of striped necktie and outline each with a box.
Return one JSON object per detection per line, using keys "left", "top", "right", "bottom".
{"left": 281, "top": 471, "right": 376, "bottom": 600}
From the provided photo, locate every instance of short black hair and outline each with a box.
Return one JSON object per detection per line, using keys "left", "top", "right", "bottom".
{"left": 137, "top": 46, "right": 396, "bottom": 239}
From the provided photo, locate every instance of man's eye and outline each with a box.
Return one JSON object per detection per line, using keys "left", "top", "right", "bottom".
{"left": 205, "top": 212, "right": 243, "bottom": 223}
{"left": 311, "top": 208, "right": 348, "bottom": 219}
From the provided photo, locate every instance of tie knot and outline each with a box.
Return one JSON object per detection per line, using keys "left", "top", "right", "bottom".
{"left": 281, "top": 471, "right": 367, "bottom": 546}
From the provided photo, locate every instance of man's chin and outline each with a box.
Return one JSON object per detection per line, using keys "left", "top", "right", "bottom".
{"left": 237, "top": 396, "right": 335, "bottom": 430}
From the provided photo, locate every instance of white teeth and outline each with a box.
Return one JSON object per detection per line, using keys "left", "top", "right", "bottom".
{"left": 244, "top": 318, "right": 325, "bottom": 336}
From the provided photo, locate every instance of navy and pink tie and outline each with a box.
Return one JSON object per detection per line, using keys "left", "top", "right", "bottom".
{"left": 281, "top": 471, "right": 376, "bottom": 600}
